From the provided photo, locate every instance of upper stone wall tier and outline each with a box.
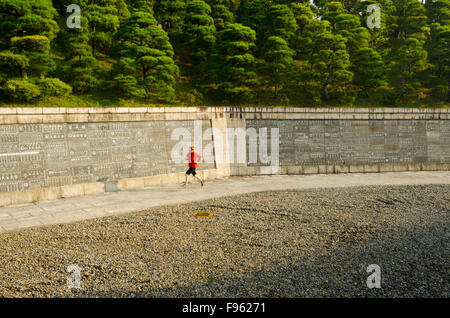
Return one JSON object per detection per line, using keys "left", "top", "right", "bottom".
{"left": 0, "top": 107, "right": 448, "bottom": 123}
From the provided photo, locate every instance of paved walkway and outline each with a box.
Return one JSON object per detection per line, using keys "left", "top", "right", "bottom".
{"left": 0, "top": 171, "right": 449, "bottom": 233}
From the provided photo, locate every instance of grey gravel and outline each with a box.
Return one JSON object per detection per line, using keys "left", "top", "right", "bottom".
{"left": 0, "top": 184, "right": 448, "bottom": 298}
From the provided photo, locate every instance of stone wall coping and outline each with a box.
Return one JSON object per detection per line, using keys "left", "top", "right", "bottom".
{"left": 0, "top": 107, "right": 448, "bottom": 123}
{"left": 0, "top": 106, "right": 448, "bottom": 115}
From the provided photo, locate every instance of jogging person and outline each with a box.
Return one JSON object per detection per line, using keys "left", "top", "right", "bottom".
{"left": 184, "top": 146, "right": 204, "bottom": 187}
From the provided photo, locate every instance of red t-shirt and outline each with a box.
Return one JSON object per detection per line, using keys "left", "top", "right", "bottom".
{"left": 186, "top": 151, "right": 202, "bottom": 168}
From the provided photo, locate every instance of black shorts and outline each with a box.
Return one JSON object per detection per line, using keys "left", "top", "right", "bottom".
{"left": 186, "top": 167, "right": 197, "bottom": 176}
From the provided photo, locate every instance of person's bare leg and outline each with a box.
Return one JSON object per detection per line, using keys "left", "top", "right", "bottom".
{"left": 184, "top": 174, "right": 189, "bottom": 186}
{"left": 194, "top": 175, "right": 202, "bottom": 182}
{"left": 194, "top": 175, "right": 203, "bottom": 187}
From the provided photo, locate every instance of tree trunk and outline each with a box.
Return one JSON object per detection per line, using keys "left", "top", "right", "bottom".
{"left": 142, "top": 67, "right": 147, "bottom": 82}
{"left": 92, "top": 26, "right": 96, "bottom": 57}
{"left": 323, "top": 83, "right": 329, "bottom": 100}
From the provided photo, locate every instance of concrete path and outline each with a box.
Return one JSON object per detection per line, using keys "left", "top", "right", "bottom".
{"left": 0, "top": 171, "right": 449, "bottom": 233}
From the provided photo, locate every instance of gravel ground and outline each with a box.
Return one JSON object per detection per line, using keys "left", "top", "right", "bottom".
{"left": 0, "top": 184, "right": 448, "bottom": 298}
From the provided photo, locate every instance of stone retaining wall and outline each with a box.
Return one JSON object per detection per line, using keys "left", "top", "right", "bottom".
{"left": 0, "top": 107, "right": 448, "bottom": 206}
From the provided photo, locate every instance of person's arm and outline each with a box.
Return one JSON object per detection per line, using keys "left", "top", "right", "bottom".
{"left": 195, "top": 152, "right": 202, "bottom": 163}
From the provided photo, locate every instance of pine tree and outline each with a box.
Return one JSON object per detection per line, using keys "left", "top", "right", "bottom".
{"left": 0, "top": 51, "right": 28, "bottom": 83}
{"left": 154, "top": 0, "right": 186, "bottom": 36}
{"left": 294, "top": 10, "right": 331, "bottom": 58}
{"left": 388, "top": 37, "right": 428, "bottom": 102}
{"left": 310, "top": 32, "right": 353, "bottom": 102}
{"left": 319, "top": 1, "right": 370, "bottom": 57}
{"left": 320, "top": 1, "right": 346, "bottom": 31}
{"left": 391, "top": 0, "right": 428, "bottom": 40}
{"left": 290, "top": 2, "right": 315, "bottom": 37}
{"left": 352, "top": 47, "right": 387, "bottom": 97}
{"left": 425, "top": 0, "right": 449, "bottom": 102}
{"left": 52, "top": 0, "right": 130, "bottom": 93}
{"left": 0, "top": 0, "right": 68, "bottom": 102}
{"left": 264, "top": 4, "right": 298, "bottom": 46}
{"left": 236, "top": 0, "right": 268, "bottom": 34}
{"left": 112, "top": 10, "right": 179, "bottom": 101}
{"left": 425, "top": 0, "right": 450, "bottom": 25}
{"left": 59, "top": 15, "right": 99, "bottom": 93}
{"left": 181, "top": 0, "right": 216, "bottom": 73}
{"left": 79, "top": 0, "right": 130, "bottom": 57}
{"left": 261, "top": 36, "right": 295, "bottom": 101}
{"left": 0, "top": 0, "right": 59, "bottom": 79}
{"left": 426, "top": 23, "right": 449, "bottom": 102}
{"left": 358, "top": 0, "right": 396, "bottom": 53}
{"left": 206, "top": 0, "right": 235, "bottom": 30}
{"left": 335, "top": 13, "right": 370, "bottom": 56}
{"left": 128, "top": 0, "right": 154, "bottom": 12}
{"left": 385, "top": 0, "right": 429, "bottom": 102}
{"left": 205, "top": 23, "right": 257, "bottom": 103}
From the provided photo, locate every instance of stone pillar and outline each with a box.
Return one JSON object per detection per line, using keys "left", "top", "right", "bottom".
{"left": 211, "top": 117, "right": 230, "bottom": 178}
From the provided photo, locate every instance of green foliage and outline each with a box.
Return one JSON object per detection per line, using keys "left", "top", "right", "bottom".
{"left": 10, "top": 35, "right": 56, "bottom": 77}
{"left": 290, "top": 2, "right": 314, "bottom": 36}
{"left": 182, "top": 0, "right": 216, "bottom": 71}
{"left": 335, "top": 13, "right": 370, "bottom": 55}
{"left": 310, "top": 32, "right": 353, "bottom": 102}
{"left": 0, "top": 0, "right": 59, "bottom": 42}
{"left": 37, "top": 77, "right": 72, "bottom": 97}
{"left": 128, "top": 0, "right": 154, "bottom": 13}
{"left": 2, "top": 78, "right": 41, "bottom": 102}
{"left": 0, "top": 51, "right": 29, "bottom": 81}
{"left": 79, "top": 0, "right": 130, "bottom": 56}
{"left": 11, "top": 35, "right": 50, "bottom": 54}
{"left": 388, "top": 37, "right": 428, "bottom": 102}
{"left": 391, "top": 0, "right": 428, "bottom": 40}
{"left": 261, "top": 36, "right": 295, "bottom": 100}
{"left": 321, "top": 1, "right": 346, "bottom": 30}
{"left": 426, "top": 23, "right": 449, "bottom": 101}
{"left": 0, "top": 0, "right": 58, "bottom": 79}
{"left": 236, "top": 0, "right": 268, "bottom": 33}
{"left": 425, "top": 0, "right": 450, "bottom": 25}
{"left": 206, "top": 0, "right": 235, "bottom": 30}
{"left": 265, "top": 4, "right": 298, "bottom": 45}
{"left": 154, "top": 0, "right": 186, "bottom": 35}
{"left": 358, "top": 0, "right": 396, "bottom": 51}
{"left": 112, "top": 10, "right": 179, "bottom": 101}
{"left": 0, "top": 0, "right": 447, "bottom": 106}
{"left": 58, "top": 15, "right": 99, "bottom": 93}
{"left": 205, "top": 23, "right": 257, "bottom": 103}
{"left": 295, "top": 16, "right": 331, "bottom": 58}
{"left": 353, "top": 47, "right": 387, "bottom": 97}
{"left": 114, "top": 74, "right": 146, "bottom": 99}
